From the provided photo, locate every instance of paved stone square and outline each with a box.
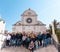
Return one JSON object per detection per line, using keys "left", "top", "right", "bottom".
{"left": 0, "top": 45, "right": 58, "bottom": 52}
{"left": 34, "top": 45, "right": 58, "bottom": 52}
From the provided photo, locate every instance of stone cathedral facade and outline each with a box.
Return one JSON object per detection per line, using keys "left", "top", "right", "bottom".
{"left": 12, "top": 9, "right": 47, "bottom": 33}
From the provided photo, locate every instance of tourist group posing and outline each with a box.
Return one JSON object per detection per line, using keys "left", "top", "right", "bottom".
{"left": 5, "top": 31, "right": 52, "bottom": 52}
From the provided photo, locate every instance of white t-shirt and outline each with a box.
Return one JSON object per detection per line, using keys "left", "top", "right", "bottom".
{"left": 22, "top": 36, "right": 27, "bottom": 41}
{"left": 6, "top": 34, "right": 11, "bottom": 40}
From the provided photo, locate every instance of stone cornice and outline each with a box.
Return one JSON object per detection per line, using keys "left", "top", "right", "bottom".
{"left": 13, "top": 24, "right": 46, "bottom": 26}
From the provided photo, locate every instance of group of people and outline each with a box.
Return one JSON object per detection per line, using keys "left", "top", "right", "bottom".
{"left": 5, "top": 31, "right": 52, "bottom": 52}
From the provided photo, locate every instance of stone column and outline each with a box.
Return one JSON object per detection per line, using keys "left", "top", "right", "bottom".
{"left": 51, "top": 22, "right": 60, "bottom": 52}
{"left": 51, "top": 22, "right": 58, "bottom": 43}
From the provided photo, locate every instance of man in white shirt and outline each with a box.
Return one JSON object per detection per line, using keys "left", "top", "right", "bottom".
{"left": 6, "top": 33, "right": 11, "bottom": 46}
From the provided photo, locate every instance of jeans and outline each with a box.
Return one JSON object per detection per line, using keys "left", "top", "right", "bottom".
{"left": 10, "top": 39, "right": 16, "bottom": 46}
{"left": 35, "top": 40, "right": 38, "bottom": 49}
{"left": 43, "top": 38, "right": 51, "bottom": 47}
{"left": 16, "top": 39, "right": 22, "bottom": 46}
{"left": 43, "top": 39, "right": 47, "bottom": 47}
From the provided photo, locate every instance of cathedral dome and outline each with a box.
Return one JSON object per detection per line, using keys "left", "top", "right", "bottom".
{"left": 21, "top": 8, "right": 37, "bottom": 16}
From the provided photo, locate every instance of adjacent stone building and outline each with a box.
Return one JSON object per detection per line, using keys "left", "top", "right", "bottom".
{"left": 0, "top": 18, "right": 6, "bottom": 34}
{"left": 12, "top": 9, "right": 47, "bottom": 33}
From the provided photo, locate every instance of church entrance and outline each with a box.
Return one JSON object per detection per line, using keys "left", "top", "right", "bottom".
{"left": 22, "top": 26, "right": 34, "bottom": 33}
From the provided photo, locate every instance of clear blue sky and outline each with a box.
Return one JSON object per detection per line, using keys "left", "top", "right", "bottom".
{"left": 0, "top": 0, "right": 60, "bottom": 32}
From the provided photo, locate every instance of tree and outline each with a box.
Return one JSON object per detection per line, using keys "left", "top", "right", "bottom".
{"left": 49, "top": 24, "right": 52, "bottom": 34}
{"left": 53, "top": 19, "right": 57, "bottom": 34}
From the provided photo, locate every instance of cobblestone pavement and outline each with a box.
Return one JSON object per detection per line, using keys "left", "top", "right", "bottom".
{"left": 0, "top": 45, "right": 58, "bottom": 52}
